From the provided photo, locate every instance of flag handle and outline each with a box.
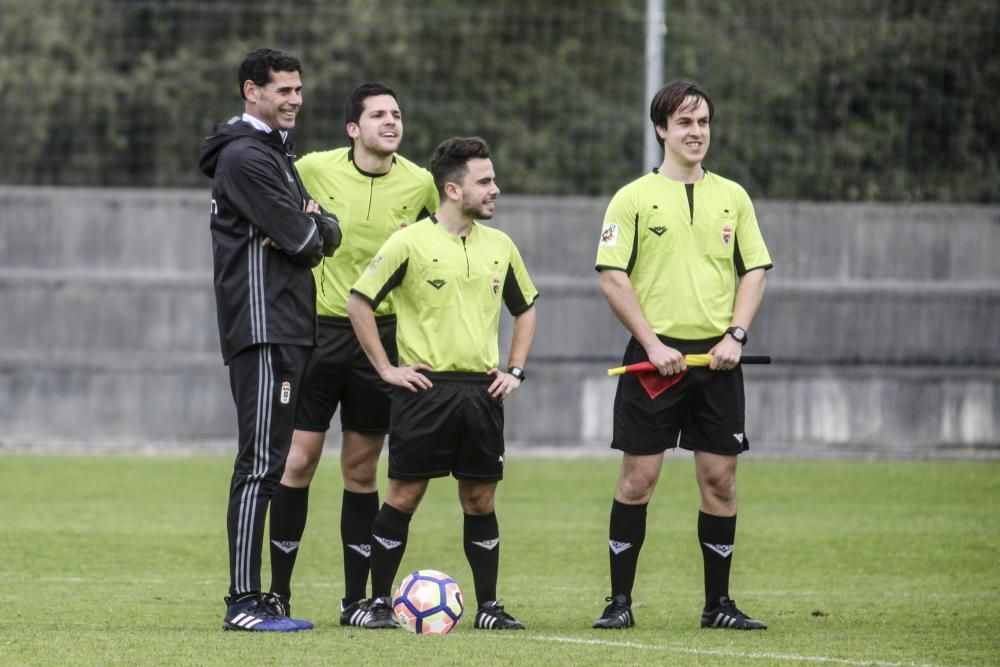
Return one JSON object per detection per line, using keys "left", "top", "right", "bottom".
{"left": 607, "top": 355, "right": 771, "bottom": 376}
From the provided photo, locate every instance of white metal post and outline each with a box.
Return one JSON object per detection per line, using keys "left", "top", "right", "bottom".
{"left": 644, "top": 0, "right": 666, "bottom": 171}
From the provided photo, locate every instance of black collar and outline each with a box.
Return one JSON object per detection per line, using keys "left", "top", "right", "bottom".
{"left": 347, "top": 148, "right": 396, "bottom": 178}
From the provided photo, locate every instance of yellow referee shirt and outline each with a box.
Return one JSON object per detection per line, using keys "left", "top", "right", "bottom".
{"left": 297, "top": 148, "right": 439, "bottom": 318}
{"left": 352, "top": 217, "right": 538, "bottom": 372}
{"left": 595, "top": 170, "right": 772, "bottom": 339}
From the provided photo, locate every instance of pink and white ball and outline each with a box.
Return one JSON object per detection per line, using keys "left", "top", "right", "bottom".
{"left": 392, "top": 570, "right": 464, "bottom": 634}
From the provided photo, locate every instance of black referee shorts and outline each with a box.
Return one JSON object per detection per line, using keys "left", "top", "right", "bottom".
{"left": 387, "top": 372, "right": 505, "bottom": 482}
{"left": 612, "top": 335, "right": 750, "bottom": 456}
{"left": 294, "top": 316, "right": 397, "bottom": 434}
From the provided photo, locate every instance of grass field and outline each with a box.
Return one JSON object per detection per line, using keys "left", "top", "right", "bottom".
{"left": 2, "top": 453, "right": 998, "bottom": 666}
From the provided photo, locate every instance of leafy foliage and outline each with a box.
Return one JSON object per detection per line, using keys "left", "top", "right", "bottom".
{"left": 1, "top": 0, "right": 996, "bottom": 200}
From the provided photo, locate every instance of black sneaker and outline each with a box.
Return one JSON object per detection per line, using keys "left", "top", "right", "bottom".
{"left": 223, "top": 593, "right": 312, "bottom": 632}
{"left": 701, "top": 596, "right": 767, "bottom": 630}
{"left": 340, "top": 598, "right": 372, "bottom": 627}
{"left": 360, "top": 596, "right": 399, "bottom": 629}
{"left": 474, "top": 601, "right": 525, "bottom": 630}
{"left": 592, "top": 594, "right": 634, "bottom": 629}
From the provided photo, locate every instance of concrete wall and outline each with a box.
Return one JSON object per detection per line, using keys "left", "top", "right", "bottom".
{"left": 1, "top": 186, "right": 998, "bottom": 456}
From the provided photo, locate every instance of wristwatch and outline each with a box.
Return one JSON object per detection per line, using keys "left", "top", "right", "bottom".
{"left": 724, "top": 326, "right": 749, "bottom": 345}
{"left": 507, "top": 366, "right": 526, "bottom": 382}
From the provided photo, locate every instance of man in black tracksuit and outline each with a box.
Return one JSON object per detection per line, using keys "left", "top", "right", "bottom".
{"left": 198, "top": 47, "right": 341, "bottom": 632}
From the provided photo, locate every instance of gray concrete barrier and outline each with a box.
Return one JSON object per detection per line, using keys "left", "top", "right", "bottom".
{"left": 1, "top": 186, "right": 998, "bottom": 456}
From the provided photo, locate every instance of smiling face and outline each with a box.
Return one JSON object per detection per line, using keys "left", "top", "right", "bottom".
{"left": 348, "top": 94, "right": 403, "bottom": 158}
{"left": 656, "top": 95, "right": 711, "bottom": 169}
{"left": 244, "top": 69, "right": 303, "bottom": 131}
{"left": 455, "top": 158, "right": 500, "bottom": 220}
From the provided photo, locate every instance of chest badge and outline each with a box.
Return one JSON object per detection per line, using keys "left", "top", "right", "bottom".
{"left": 721, "top": 224, "right": 733, "bottom": 246}
{"left": 491, "top": 275, "right": 501, "bottom": 296}
{"left": 427, "top": 279, "right": 447, "bottom": 290}
{"left": 649, "top": 226, "right": 668, "bottom": 236}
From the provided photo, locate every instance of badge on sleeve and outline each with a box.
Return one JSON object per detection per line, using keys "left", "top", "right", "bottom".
{"left": 600, "top": 222, "right": 619, "bottom": 247}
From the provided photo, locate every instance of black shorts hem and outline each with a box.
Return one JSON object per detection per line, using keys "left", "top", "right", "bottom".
{"left": 387, "top": 469, "right": 452, "bottom": 481}
{"left": 293, "top": 423, "right": 329, "bottom": 434}
{"left": 453, "top": 470, "right": 504, "bottom": 482}
{"left": 610, "top": 440, "right": 674, "bottom": 456}
{"left": 679, "top": 438, "right": 749, "bottom": 455}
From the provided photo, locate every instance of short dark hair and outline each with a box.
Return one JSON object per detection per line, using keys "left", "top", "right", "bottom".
{"left": 430, "top": 136, "right": 492, "bottom": 196}
{"left": 238, "top": 48, "right": 302, "bottom": 100}
{"left": 649, "top": 80, "right": 715, "bottom": 146}
{"left": 344, "top": 83, "right": 400, "bottom": 131}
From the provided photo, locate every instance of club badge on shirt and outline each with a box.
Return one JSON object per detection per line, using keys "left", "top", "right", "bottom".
{"left": 721, "top": 224, "right": 733, "bottom": 246}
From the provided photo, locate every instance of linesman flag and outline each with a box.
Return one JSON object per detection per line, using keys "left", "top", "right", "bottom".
{"left": 607, "top": 355, "right": 771, "bottom": 399}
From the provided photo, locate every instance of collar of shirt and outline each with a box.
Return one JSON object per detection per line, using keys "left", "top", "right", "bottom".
{"left": 242, "top": 112, "right": 288, "bottom": 143}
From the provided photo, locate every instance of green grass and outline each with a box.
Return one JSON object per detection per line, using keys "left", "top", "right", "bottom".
{"left": 1, "top": 454, "right": 999, "bottom": 665}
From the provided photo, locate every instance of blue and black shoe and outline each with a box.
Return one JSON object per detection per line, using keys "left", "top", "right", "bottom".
{"left": 223, "top": 593, "right": 313, "bottom": 632}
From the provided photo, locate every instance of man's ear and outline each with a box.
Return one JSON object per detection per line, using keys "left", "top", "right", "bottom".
{"left": 443, "top": 181, "right": 462, "bottom": 202}
{"left": 243, "top": 80, "right": 258, "bottom": 104}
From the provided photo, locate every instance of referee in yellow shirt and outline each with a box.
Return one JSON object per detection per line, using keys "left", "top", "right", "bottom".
{"left": 592, "top": 81, "right": 772, "bottom": 631}
{"left": 347, "top": 136, "right": 538, "bottom": 631}
{"left": 266, "top": 84, "right": 438, "bottom": 625}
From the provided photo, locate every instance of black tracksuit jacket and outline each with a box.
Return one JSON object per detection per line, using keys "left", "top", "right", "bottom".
{"left": 199, "top": 117, "right": 340, "bottom": 363}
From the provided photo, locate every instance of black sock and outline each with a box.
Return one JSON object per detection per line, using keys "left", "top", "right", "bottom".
{"left": 463, "top": 512, "right": 500, "bottom": 607}
{"left": 369, "top": 503, "right": 412, "bottom": 599}
{"left": 341, "top": 489, "right": 379, "bottom": 603}
{"left": 699, "top": 511, "right": 737, "bottom": 609}
{"left": 267, "top": 484, "right": 309, "bottom": 598}
{"left": 608, "top": 499, "right": 647, "bottom": 604}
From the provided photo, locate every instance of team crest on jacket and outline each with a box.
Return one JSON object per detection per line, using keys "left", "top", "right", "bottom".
{"left": 599, "top": 222, "right": 618, "bottom": 246}
{"left": 491, "top": 275, "right": 501, "bottom": 296}
{"left": 721, "top": 224, "right": 733, "bottom": 246}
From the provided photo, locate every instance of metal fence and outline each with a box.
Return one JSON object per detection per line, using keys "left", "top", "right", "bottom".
{"left": 2, "top": 0, "right": 997, "bottom": 201}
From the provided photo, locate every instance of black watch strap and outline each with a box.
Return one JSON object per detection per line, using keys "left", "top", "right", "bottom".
{"left": 507, "top": 366, "right": 526, "bottom": 382}
{"left": 725, "top": 326, "right": 749, "bottom": 345}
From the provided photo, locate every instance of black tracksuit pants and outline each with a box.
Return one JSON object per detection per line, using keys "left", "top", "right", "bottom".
{"left": 225, "top": 343, "right": 311, "bottom": 598}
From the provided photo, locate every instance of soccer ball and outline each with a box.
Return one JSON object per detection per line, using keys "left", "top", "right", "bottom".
{"left": 392, "top": 569, "right": 464, "bottom": 634}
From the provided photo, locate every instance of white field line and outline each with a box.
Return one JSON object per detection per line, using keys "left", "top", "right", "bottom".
{"left": 529, "top": 635, "right": 938, "bottom": 667}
